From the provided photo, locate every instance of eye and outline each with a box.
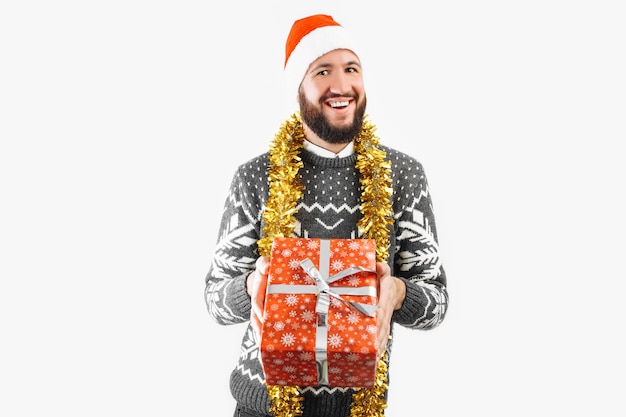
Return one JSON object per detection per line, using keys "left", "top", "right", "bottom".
{"left": 317, "top": 69, "right": 330, "bottom": 76}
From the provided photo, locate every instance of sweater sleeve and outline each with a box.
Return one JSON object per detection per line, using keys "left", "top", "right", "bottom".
{"left": 204, "top": 161, "right": 265, "bottom": 325}
{"left": 388, "top": 153, "right": 449, "bottom": 330}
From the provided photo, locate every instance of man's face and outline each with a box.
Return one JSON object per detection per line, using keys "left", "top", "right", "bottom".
{"left": 298, "top": 49, "right": 366, "bottom": 144}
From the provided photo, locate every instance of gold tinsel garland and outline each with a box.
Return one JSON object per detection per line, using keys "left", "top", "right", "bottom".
{"left": 258, "top": 112, "right": 393, "bottom": 417}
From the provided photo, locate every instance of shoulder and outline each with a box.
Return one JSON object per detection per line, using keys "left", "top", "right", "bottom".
{"left": 380, "top": 145, "right": 427, "bottom": 180}
{"left": 227, "top": 153, "right": 270, "bottom": 199}
{"left": 379, "top": 146, "right": 434, "bottom": 211}
{"left": 230, "top": 153, "right": 270, "bottom": 185}
{"left": 235, "top": 153, "right": 269, "bottom": 174}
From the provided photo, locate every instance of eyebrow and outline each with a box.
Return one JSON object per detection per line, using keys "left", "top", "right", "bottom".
{"left": 309, "top": 60, "right": 362, "bottom": 73}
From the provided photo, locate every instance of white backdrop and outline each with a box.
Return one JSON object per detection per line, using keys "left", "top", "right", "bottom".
{"left": 1, "top": 1, "right": 625, "bottom": 416}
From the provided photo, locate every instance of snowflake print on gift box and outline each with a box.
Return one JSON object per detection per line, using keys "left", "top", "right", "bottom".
{"left": 302, "top": 273, "right": 315, "bottom": 285}
{"left": 285, "top": 294, "right": 298, "bottom": 306}
{"left": 347, "top": 275, "right": 361, "bottom": 286}
{"left": 306, "top": 240, "right": 319, "bottom": 250}
{"left": 330, "top": 297, "right": 343, "bottom": 309}
{"left": 331, "top": 259, "right": 345, "bottom": 272}
{"left": 328, "top": 334, "right": 343, "bottom": 348}
{"left": 288, "top": 259, "right": 301, "bottom": 270}
{"left": 300, "top": 310, "right": 315, "bottom": 322}
{"left": 348, "top": 240, "right": 361, "bottom": 251}
{"left": 302, "top": 374, "right": 316, "bottom": 384}
{"left": 347, "top": 311, "right": 361, "bottom": 324}
{"left": 281, "top": 333, "right": 295, "bottom": 347}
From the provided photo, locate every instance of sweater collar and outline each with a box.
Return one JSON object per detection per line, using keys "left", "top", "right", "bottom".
{"left": 303, "top": 139, "right": 355, "bottom": 158}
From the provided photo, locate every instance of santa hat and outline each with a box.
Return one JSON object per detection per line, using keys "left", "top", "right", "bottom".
{"left": 283, "top": 14, "right": 361, "bottom": 101}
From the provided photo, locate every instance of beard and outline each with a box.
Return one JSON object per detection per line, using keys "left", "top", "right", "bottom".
{"left": 298, "top": 89, "right": 366, "bottom": 144}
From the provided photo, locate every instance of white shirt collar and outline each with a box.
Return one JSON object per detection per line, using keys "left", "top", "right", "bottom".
{"left": 303, "top": 140, "right": 355, "bottom": 158}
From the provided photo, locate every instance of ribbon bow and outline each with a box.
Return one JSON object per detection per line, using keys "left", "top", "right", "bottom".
{"left": 299, "top": 258, "right": 378, "bottom": 318}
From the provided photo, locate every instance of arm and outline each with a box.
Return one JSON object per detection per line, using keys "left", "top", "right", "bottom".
{"left": 389, "top": 157, "right": 449, "bottom": 330}
{"left": 373, "top": 154, "right": 448, "bottom": 357}
{"left": 204, "top": 162, "right": 265, "bottom": 326}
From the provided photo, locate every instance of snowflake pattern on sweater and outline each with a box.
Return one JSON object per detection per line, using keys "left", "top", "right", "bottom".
{"left": 205, "top": 145, "right": 448, "bottom": 416}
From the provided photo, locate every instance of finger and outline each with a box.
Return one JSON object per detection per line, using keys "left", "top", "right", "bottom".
{"left": 376, "top": 320, "right": 390, "bottom": 355}
{"left": 256, "top": 256, "right": 271, "bottom": 275}
{"left": 250, "top": 257, "right": 270, "bottom": 341}
{"left": 250, "top": 257, "right": 270, "bottom": 324}
{"left": 375, "top": 261, "right": 391, "bottom": 279}
{"left": 250, "top": 309, "right": 262, "bottom": 343}
{"left": 250, "top": 274, "right": 266, "bottom": 328}
{"left": 376, "top": 262, "right": 393, "bottom": 304}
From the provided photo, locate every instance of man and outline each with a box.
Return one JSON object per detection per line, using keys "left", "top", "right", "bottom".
{"left": 205, "top": 14, "right": 448, "bottom": 417}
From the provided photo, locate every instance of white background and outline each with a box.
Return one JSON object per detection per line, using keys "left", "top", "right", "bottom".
{"left": 1, "top": 1, "right": 625, "bottom": 416}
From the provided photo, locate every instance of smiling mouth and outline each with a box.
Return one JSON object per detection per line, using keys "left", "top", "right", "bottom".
{"left": 329, "top": 101, "right": 350, "bottom": 108}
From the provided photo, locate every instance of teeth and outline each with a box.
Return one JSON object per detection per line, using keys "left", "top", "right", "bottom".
{"left": 330, "top": 101, "right": 349, "bottom": 108}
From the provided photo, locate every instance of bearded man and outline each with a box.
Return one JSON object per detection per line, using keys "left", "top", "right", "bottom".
{"left": 205, "top": 14, "right": 449, "bottom": 417}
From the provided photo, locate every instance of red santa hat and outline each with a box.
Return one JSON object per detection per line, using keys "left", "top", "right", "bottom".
{"left": 283, "top": 14, "right": 362, "bottom": 100}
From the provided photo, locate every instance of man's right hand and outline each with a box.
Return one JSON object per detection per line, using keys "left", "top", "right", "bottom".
{"left": 247, "top": 256, "right": 270, "bottom": 342}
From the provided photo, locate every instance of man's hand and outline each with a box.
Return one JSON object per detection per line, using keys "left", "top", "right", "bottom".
{"left": 375, "top": 262, "right": 406, "bottom": 360}
{"left": 247, "top": 256, "right": 270, "bottom": 342}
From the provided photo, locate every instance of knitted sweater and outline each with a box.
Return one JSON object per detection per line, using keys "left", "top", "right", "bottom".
{"left": 205, "top": 145, "right": 448, "bottom": 416}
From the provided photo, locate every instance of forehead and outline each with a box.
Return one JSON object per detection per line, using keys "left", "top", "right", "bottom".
{"left": 309, "top": 49, "right": 361, "bottom": 68}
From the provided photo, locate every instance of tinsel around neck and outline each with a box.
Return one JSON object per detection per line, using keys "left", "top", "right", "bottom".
{"left": 258, "top": 112, "right": 393, "bottom": 260}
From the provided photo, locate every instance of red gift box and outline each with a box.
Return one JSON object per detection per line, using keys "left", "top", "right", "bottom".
{"left": 260, "top": 237, "right": 379, "bottom": 388}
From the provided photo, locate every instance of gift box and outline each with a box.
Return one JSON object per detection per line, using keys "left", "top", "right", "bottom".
{"left": 260, "top": 237, "right": 379, "bottom": 388}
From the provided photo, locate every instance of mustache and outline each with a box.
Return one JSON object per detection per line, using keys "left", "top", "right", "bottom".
{"left": 321, "top": 93, "right": 358, "bottom": 101}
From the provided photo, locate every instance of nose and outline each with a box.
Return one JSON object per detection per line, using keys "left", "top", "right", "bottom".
{"left": 329, "top": 72, "right": 352, "bottom": 95}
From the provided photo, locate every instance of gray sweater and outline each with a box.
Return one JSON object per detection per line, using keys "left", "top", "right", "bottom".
{"left": 205, "top": 145, "right": 448, "bottom": 416}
